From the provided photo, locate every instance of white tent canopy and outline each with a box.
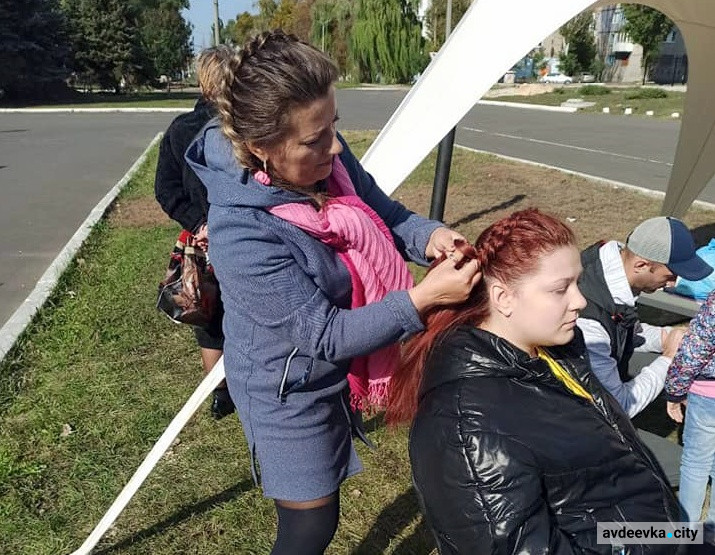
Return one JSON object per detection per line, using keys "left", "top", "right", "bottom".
{"left": 361, "top": 0, "right": 715, "bottom": 218}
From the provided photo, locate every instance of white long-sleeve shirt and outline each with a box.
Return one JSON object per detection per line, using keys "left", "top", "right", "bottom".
{"left": 577, "top": 241, "right": 671, "bottom": 418}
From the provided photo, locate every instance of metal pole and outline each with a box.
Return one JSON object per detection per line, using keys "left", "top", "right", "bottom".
{"left": 430, "top": 127, "right": 456, "bottom": 221}
{"left": 445, "top": 0, "right": 453, "bottom": 37}
{"left": 213, "top": 0, "right": 221, "bottom": 46}
{"left": 429, "top": 0, "right": 455, "bottom": 222}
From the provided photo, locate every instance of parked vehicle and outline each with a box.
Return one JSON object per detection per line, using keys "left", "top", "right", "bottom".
{"left": 578, "top": 73, "right": 596, "bottom": 83}
{"left": 539, "top": 72, "right": 573, "bottom": 84}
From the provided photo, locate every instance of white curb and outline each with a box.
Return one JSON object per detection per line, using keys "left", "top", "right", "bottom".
{"left": 0, "top": 132, "right": 164, "bottom": 361}
{"left": 476, "top": 99, "right": 578, "bottom": 113}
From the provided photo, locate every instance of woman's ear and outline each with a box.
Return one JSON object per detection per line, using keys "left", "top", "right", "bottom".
{"left": 490, "top": 281, "right": 514, "bottom": 318}
{"left": 246, "top": 141, "right": 268, "bottom": 163}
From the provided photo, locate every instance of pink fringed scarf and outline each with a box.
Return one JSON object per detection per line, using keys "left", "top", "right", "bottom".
{"left": 267, "top": 157, "right": 414, "bottom": 410}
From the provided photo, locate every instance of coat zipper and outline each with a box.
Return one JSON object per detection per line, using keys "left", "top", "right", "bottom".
{"left": 277, "top": 347, "right": 299, "bottom": 404}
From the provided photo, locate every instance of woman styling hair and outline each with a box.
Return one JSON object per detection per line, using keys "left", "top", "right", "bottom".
{"left": 185, "top": 30, "right": 480, "bottom": 554}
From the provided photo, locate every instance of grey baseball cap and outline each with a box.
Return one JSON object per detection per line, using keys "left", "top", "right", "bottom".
{"left": 626, "top": 216, "right": 713, "bottom": 281}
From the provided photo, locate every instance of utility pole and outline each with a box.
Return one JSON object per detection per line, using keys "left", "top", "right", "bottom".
{"left": 213, "top": 0, "right": 221, "bottom": 46}
{"left": 429, "top": 0, "right": 455, "bottom": 222}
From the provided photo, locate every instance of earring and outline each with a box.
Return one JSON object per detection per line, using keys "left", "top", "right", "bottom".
{"left": 254, "top": 159, "right": 271, "bottom": 186}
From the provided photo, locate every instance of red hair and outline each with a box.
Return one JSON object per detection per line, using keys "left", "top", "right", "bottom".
{"left": 386, "top": 208, "right": 576, "bottom": 424}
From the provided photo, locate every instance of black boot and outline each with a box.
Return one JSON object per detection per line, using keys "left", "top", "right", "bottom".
{"left": 211, "top": 387, "right": 235, "bottom": 420}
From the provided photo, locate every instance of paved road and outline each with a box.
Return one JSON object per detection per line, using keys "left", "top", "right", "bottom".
{"left": 0, "top": 90, "right": 711, "bottom": 329}
{"left": 0, "top": 112, "right": 176, "bottom": 325}
{"left": 336, "top": 88, "right": 715, "bottom": 203}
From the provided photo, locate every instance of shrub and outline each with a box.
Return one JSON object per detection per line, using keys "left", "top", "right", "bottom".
{"left": 624, "top": 88, "right": 668, "bottom": 100}
{"left": 579, "top": 85, "right": 610, "bottom": 96}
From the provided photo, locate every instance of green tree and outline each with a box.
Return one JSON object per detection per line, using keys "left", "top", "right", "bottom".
{"left": 255, "top": 0, "right": 278, "bottom": 31}
{"left": 351, "top": 0, "right": 427, "bottom": 84}
{"left": 0, "top": 0, "right": 71, "bottom": 100}
{"left": 621, "top": 5, "right": 673, "bottom": 84}
{"left": 271, "top": 0, "right": 296, "bottom": 29}
{"left": 138, "top": 6, "right": 192, "bottom": 85}
{"left": 224, "top": 11, "right": 256, "bottom": 46}
{"left": 63, "top": 0, "right": 140, "bottom": 92}
{"left": 424, "top": 0, "right": 472, "bottom": 51}
{"left": 310, "top": 0, "right": 353, "bottom": 76}
{"left": 532, "top": 48, "right": 546, "bottom": 76}
{"left": 559, "top": 11, "right": 596, "bottom": 77}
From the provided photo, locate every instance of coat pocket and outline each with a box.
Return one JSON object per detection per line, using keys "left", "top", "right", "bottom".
{"left": 277, "top": 348, "right": 314, "bottom": 404}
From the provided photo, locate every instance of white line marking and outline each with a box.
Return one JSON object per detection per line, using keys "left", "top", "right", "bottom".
{"left": 462, "top": 126, "right": 673, "bottom": 166}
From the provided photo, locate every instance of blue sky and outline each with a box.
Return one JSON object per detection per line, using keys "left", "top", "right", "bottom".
{"left": 183, "top": 0, "right": 256, "bottom": 51}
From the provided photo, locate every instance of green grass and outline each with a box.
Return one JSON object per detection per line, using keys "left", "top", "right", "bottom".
{"left": 495, "top": 86, "right": 686, "bottom": 118}
{"left": 3, "top": 130, "right": 713, "bottom": 553}
{"left": 0, "top": 133, "right": 429, "bottom": 555}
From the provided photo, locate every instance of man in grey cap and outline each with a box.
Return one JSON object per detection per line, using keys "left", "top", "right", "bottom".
{"left": 577, "top": 216, "right": 712, "bottom": 417}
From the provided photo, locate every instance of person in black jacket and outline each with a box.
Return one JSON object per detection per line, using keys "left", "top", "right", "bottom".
{"left": 388, "top": 209, "right": 681, "bottom": 554}
{"left": 155, "top": 45, "right": 235, "bottom": 419}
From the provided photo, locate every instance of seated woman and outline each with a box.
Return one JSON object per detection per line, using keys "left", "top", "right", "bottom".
{"left": 388, "top": 208, "right": 680, "bottom": 554}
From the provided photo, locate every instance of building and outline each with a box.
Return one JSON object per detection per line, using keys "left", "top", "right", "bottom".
{"left": 594, "top": 4, "right": 645, "bottom": 83}
{"left": 594, "top": 4, "right": 687, "bottom": 84}
{"left": 651, "top": 26, "right": 688, "bottom": 85}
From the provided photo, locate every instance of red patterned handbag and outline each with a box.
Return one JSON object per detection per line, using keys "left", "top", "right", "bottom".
{"left": 156, "top": 230, "right": 219, "bottom": 328}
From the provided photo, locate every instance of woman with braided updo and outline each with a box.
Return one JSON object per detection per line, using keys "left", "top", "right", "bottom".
{"left": 388, "top": 209, "right": 680, "bottom": 554}
{"left": 185, "top": 30, "right": 480, "bottom": 553}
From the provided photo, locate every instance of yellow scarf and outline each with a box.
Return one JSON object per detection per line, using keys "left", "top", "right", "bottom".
{"left": 536, "top": 347, "right": 593, "bottom": 402}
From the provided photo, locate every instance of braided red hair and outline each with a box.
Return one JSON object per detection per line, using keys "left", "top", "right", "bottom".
{"left": 386, "top": 208, "right": 576, "bottom": 424}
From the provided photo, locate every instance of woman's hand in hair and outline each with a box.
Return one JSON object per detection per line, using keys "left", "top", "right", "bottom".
{"left": 408, "top": 257, "right": 481, "bottom": 315}
{"left": 425, "top": 227, "right": 468, "bottom": 260}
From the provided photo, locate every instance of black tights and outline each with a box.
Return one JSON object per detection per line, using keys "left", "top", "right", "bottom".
{"left": 270, "top": 493, "right": 340, "bottom": 555}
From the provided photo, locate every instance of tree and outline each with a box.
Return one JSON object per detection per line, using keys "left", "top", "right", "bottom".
{"left": 63, "top": 0, "right": 140, "bottom": 92}
{"left": 255, "top": 0, "right": 278, "bottom": 31}
{"left": 310, "top": 0, "right": 353, "bottom": 76}
{"left": 559, "top": 11, "right": 596, "bottom": 77}
{"left": 0, "top": 0, "right": 71, "bottom": 100}
{"left": 291, "top": 0, "right": 315, "bottom": 42}
{"left": 224, "top": 11, "right": 256, "bottom": 46}
{"left": 621, "top": 5, "right": 673, "bottom": 84}
{"left": 424, "top": 0, "right": 472, "bottom": 51}
{"left": 138, "top": 5, "right": 192, "bottom": 85}
{"left": 351, "top": 0, "right": 427, "bottom": 84}
{"left": 271, "top": 0, "right": 296, "bottom": 30}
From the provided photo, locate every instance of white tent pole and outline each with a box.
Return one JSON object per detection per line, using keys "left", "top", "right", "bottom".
{"left": 69, "top": 359, "right": 227, "bottom": 555}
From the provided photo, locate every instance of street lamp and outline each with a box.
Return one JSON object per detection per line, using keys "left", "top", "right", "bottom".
{"left": 213, "top": 0, "right": 221, "bottom": 46}
{"left": 320, "top": 20, "right": 328, "bottom": 52}
{"left": 430, "top": 0, "right": 455, "bottom": 222}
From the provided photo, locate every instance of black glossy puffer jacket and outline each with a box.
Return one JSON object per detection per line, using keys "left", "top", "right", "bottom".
{"left": 410, "top": 326, "right": 680, "bottom": 554}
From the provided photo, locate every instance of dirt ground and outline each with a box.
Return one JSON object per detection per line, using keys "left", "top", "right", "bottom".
{"left": 391, "top": 148, "right": 715, "bottom": 251}
{"left": 484, "top": 83, "right": 559, "bottom": 98}
{"left": 108, "top": 197, "right": 172, "bottom": 228}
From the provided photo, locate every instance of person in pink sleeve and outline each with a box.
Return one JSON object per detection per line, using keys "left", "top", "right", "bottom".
{"left": 666, "top": 289, "right": 715, "bottom": 536}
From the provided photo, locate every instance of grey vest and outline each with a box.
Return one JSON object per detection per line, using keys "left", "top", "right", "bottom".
{"left": 578, "top": 243, "right": 639, "bottom": 381}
